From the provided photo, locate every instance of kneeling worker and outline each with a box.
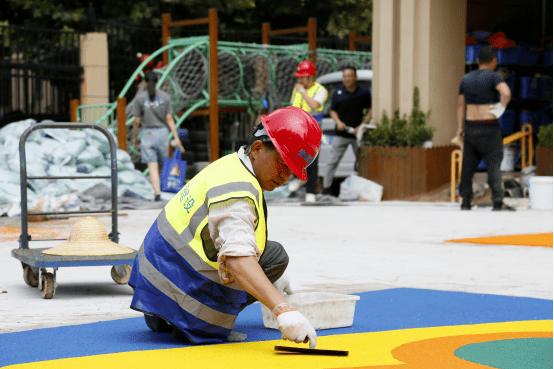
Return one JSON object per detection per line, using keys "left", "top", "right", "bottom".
{"left": 129, "top": 106, "right": 321, "bottom": 348}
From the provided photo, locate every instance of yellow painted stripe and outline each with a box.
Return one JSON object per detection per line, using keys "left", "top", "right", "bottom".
{"left": 446, "top": 233, "right": 553, "bottom": 247}
{"left": 6, "top": 320, "right": 552, "bottom": 369}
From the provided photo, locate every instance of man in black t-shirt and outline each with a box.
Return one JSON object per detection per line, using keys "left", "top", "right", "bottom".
{"left": 457, "top": 45, "right": 511, "bottom": 210}
{"left": 322, "top": 66, "right": 372, "bottom": 194}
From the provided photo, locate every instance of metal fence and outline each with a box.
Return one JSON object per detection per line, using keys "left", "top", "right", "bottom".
{"left": 0, "top": 25, "right": 82, "bottom": 127}
{"left": 94, "top": 20, "right": 162, "bottom": 102}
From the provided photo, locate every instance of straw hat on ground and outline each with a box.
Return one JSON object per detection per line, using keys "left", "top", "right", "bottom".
{"left": 42, "top": 216, "right": 134, "bottom": 256}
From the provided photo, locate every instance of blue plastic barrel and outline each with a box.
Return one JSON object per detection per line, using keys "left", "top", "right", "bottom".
{"left": 499, "top": 110, "right": 517, "bottom": 135}
{"left": 539, "top": 77, "right": 553, "bottom": 100}
{"left": 519, "top": 76, "right": 540, "bottom": 100}
{"left": 541, "top": 51, "right": 553, "bottom": 66}
{"left": 519, "top": 110, "right": 541, "bottom": 133}
{"left": 518, "top": 49, "right": 542, "bottom": 65}
{"left": 496, "top": 47, "right": 522, "bottom": 64}
{"left": 466, "top": 44, "right": 485, "bottom": 63}
{"left": 505, "top": 75, "right": 517, "bottom": 96}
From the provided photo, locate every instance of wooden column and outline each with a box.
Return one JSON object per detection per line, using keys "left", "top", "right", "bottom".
{"left": 349, "top": 31, "right": 357, "bottom": 51}
{"left": 162, "top": 13, "right": 172, "bottom": 66}
{"left": 208, "top": 8, "right": 219, "bottom": 162}
{"left": 116, "top": 97, "right": 127, "bottom": 151}
{"left": 262, "top": 23, "right": 271, "bottom": 45}
{"left": 308, "top": 17, "right": 317, "bottom": 66}
{"left": 70, "top": 99, "right": 79, "bottom": 122}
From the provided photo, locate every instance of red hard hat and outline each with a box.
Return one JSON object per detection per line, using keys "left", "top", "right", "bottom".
{"left": 141, "top": 54, "right": 155, "bottom": 69}
{"left": 261, "top": 106, "right": 322, "bottom": 181}
{"left": 294, "top": 61, "right": 316, "bottom": 77}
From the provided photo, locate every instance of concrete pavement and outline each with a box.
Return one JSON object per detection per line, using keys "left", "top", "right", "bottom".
{"left": 0, "top": 201, "right": 551, "bottom": 334}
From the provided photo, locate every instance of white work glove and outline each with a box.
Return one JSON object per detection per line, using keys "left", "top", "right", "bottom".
{"left": 273, "top": 274, "right": 293, "bottom": 296}
{"left": 276, "top": 310, "right": 317, "bottom": 349}
{"left": 489, "top": 102, "right": 506, "bottom": 118}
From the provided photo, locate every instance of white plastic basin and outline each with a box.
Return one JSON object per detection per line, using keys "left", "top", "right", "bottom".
{"left": 261, "top": 292, "right": 360, "bottom": 331}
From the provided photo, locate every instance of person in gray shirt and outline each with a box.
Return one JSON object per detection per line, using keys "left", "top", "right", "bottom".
{"left": 132, "top": 72, "right": 184, "bottom": 201}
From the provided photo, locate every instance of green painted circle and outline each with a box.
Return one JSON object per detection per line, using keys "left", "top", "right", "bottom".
{"left": 455, "top": 338, "right": 553, "bottom": 369}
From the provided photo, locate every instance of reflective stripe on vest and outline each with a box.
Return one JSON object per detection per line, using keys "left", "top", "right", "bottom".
{"left": 290, "top": 82, "right": 327, "bottom": 117}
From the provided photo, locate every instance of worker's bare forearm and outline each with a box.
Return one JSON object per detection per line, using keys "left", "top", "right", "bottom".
{"left": 363, "top": 108, "right": 372, "bottom": 124}
{"left": 500, "top": 93, "right": 511, "bottom": 108}
{"left": 226, "top": 256, "right": 286, "bottom": 311}
{"left": 302, "top": 93, "right": 321, "bottom": 111}
{"left": 133, "top": 117, "right": 140, "bottom": 137}
{"left": 166, "top": 115, "right": 178, "bottom": 138}
{"left": 330, "top": 110, "right": 341, "bottom": 125}
{"left": 457, "top": 106, "right": 465, "bottom": 130}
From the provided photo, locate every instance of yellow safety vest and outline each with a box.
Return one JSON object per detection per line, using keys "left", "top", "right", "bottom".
{"left": 163, "top": 153, "right": 267, "bottom": 270}
{"left": 290, "top": 82, "right": 327, "bottom": 118}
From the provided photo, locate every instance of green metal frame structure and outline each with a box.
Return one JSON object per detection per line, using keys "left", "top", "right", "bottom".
{"left": 75, "top": 36, "right": 372, "bottom": 157}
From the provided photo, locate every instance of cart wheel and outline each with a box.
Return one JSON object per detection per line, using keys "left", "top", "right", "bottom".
{"left": 23, "top": 265, "right": 39, "bottom": 288}
{"left": 40, "top": 273, "right": 55, "bottom": 299}
{"left": 111, "top": 265, "right": 132, "bottom": 284}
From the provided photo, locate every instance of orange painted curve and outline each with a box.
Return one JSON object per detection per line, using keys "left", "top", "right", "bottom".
{"left": 334, "top": 331, "right": 553, "bottom": 369}
{"left": 446, "top": 233, "right": 553, "bottom": 247}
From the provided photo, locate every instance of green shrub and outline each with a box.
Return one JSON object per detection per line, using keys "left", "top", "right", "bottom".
{"left": 363, "top": 87, "right": 435, "bottom": 147}
{"left": 537, "top": 124, "right": 553, "bottom": 147}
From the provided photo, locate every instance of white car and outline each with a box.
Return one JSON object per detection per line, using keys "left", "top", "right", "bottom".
{"left": 315, "top": 70, "right": 373, "bottom": 180}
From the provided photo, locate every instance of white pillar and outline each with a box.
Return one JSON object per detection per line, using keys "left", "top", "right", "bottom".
{"left": 79, "top": 33, "right": 109, "bottom": 106}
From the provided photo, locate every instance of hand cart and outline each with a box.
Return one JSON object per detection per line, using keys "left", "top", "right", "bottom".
{"left": 11, "top": 122, "right": 137, "bottom": 299}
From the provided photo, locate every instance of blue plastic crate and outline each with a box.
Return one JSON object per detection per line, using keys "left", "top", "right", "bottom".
{"left": 498, "top": 110, "right": 517, "bottom": 135}
{"left": 541, "top": 51, "right": 553, "bottom": 66}
{"left": 519, "top": 76, "right": 541, "bottom": 100}
{"left": 496, "top": 47, "right": 522, "bottom": 64}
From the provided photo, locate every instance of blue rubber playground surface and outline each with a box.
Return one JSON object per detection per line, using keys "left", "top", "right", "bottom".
{"left": 1, "top": 288, "right": 552, "bottom": 368}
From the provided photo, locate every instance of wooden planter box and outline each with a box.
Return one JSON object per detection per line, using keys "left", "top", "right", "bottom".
{"left": 358, "top": 146, "right": 457, "bottom": 200}
{"left": 536, "top": 146, "right": 553, "bottom": 176}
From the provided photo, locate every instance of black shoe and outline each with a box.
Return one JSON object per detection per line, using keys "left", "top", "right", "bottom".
{"left": 144, "top": 314, "right": 173, "bottom": 333}
{"left": 321, "top": 187, "right": 331, "bottom": 195}
{"left": 154, "top": 194, "right": 161, "bottom": 202}
{"left": 492, "top": 201, "right": 503, "bottom": 211}
{"left": 461, "top": 200, "right": 471, "bottom": 210}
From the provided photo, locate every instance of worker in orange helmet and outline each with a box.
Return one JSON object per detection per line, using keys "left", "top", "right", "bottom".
{"left": 129, "top": 106, "right": 322, "bottom": 348}
{"left": 288, "top": 60, "right": 328, "bottom": 203}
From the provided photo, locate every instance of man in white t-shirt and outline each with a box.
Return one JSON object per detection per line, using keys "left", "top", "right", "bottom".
{"left": 289, "top": 61, "right": 328, "bottom": 202}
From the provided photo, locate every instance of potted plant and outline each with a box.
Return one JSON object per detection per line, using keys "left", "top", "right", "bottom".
{"left": 536, "top": 123, "right": 553, "bottom": 176}
{"left": 357, "top": 87, "right": 456, "bottom": 200}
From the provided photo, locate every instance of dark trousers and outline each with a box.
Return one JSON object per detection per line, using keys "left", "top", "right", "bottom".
{"left": 240, "top": 240, "right": 289, "bottom": 310}
{"left": 305, "top": 155, "right": 319, "bottom": 194}
{"left": 459, "top": 122, "right": 504, "bottom": 203}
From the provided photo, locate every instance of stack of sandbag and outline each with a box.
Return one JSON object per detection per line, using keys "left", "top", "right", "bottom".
{"left": 0, "top": 119, "right": 154, "bottom": 216}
